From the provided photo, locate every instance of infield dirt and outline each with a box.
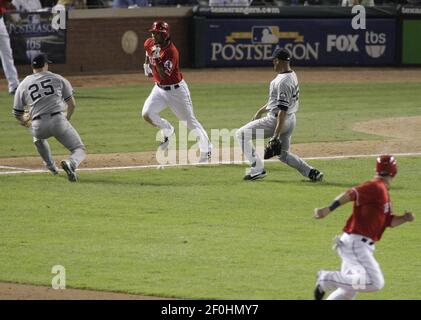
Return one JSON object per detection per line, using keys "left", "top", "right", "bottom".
{"left": 1, "top": 67, "right": 420, "bottom": 299}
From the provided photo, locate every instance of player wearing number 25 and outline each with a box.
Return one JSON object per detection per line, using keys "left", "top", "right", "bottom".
{"left": 12, "top": 54, "right": 86, "bottom": 182}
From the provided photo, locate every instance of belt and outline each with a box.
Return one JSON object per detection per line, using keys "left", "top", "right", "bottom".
{"left": 33, "top": 111, "right": 61, "bottom": 121}
{"left": 345, "top": 232, "right": 374, "bottom": 246}
{"left": 361, "top": 238, "right": 375, "bottom": 246}
{"left": 157, "top": 83, "right": 180, "bottom": 91}
{"left": 270, "top": 112, "right": 293, "bottom": 118}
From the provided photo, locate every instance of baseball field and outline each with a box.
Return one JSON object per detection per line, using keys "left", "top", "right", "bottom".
{"left": 0, "top": 68, "right": 420, "bottom": 300}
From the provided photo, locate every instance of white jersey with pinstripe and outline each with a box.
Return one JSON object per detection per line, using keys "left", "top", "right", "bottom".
{"left": 13, "top": 71, "right": 74, "bottom": 120}
{"left": 265, "top": 70, "right": 299, "bottom": 115}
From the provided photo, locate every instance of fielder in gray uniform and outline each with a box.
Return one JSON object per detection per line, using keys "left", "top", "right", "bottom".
{"left": 236, "top": 48, "right": 323, "bottom": 181}
{"left": 12, "top": 54, "right": 86, "bottom": 182}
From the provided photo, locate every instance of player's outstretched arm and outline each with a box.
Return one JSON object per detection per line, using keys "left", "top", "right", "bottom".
{"left": 66, "top": 97, "right": 76, "bottom": 121}
{"left": 389, "top": 211, "right": 415, "bottom": 228}
{"left": 314, "top": 191, "right": 352, "bottom": 219}
{"left": 273, "top": 110, "right": 287, "bottom": 139}
{"left": 15, "top": 114, "right": 31, "bottom": 128}
{"left": 12, "top": 87, "right": 29, "bottom": 127}
{"left": 143, "top": 54, "right": 152, "bottom": 77}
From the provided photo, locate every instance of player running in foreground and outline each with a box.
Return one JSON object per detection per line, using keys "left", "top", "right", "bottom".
{"left": 142, "top": 21, "right": 212, "bottom": 163}
{"left": 314, "top": 155, "right": 415, "bottom": 300}
{"left": 236, "top": 48, "right": 323, "bottom": 181}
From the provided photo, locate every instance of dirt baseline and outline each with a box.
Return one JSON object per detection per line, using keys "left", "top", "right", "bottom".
{"left": 0, "top": 282, "right": 172, "bottom": 300}
{"left": 1, "top": 68, "right": 421, "bottom": 299}
{"left": 1, "top": 117, "right": 421, "bottom": 171}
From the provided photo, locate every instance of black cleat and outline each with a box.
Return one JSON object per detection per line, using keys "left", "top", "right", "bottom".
{"left": 49, "top": 168, "right": 59, "bottom": 176}
{"left": 244, "top": 169, "right": 267, "bottom": 181}
{"left": 199, "top": 151, "right": 212, "bottom": 163}
{"left": 159, "top": 136, "right": 170, "bottom": 150}
{"left": 309, "top": 169, "right": 324, "bottom": 182}
{"left": 314, "top": 284, "right": 325, "bottom": 300}
{"left": 61, "top": 160, "right": 77, "bottom": 182}
{"left": 159, "top": 127, "right": 175, "bottom": 150}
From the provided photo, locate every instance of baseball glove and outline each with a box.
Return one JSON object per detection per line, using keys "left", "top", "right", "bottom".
{"left": 264, "top": 137, "right": 282, "bottom": 159}
{"left": 21, "top": 111, "right": 31, "bottom": 128}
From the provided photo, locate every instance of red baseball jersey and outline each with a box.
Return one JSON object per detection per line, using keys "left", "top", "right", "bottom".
{"left": 0, "top": 0, "right": 13, "bottom": 13}
{"left": 343, "top": 178, "right": 395, "bottom": 242}
{"left": 144, "top": 38, "right": 183, "bottom": 85}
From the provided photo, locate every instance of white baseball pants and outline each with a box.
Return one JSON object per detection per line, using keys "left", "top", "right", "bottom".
{"left": 236, "top": 113, "right": 313, "bottom": 176}
{"left": 142, "top": 80, "right": 211, "bottom": 153}
{"left": 319, "top": 233, "right": 385, "bottom": 300}
{"left": 0, "top": 18, "right": 19, "bottom": 92}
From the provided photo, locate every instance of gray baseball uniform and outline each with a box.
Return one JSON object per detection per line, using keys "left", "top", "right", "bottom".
{"left": 13, "top": 71, "right": 85, "bottom": 172}
{"left": 236, "top": 70, "right": 314, "bottom": 177}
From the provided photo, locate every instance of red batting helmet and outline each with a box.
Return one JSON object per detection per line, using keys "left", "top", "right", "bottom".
{"left": 376, "top": 155, "right": 397, "bottom": 177}
{"left": 149, "top": 21, "right": 170, "bottom": 40}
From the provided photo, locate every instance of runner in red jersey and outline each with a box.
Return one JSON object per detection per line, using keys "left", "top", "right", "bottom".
{"left": 141, "top": 21, "right": 211, "bottom": 163}
{"left": 344, "top": 178, "right": 393, "bottom": 242}
{"left": 313, "top": 155, "right": 415, "bottom": 300}
{"left": 143, "top": 37, "right": 182, "bottom": 86}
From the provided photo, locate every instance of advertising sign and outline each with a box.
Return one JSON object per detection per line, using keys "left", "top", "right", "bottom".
{"left": 402, "top": 20, "right": 421, "bottom": 64}
{"left": 5, "top": 11, "right": 66, "bottom": 65}
{"left": 195, "top": 18, "right": 396, "bottom": 66}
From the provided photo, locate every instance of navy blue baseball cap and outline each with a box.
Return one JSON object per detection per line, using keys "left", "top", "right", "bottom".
{"left": 272, "top": 48, "right": 291, "bottom": 61}
{"left": 31, "top": 54, "right": 52, "bottom": 69}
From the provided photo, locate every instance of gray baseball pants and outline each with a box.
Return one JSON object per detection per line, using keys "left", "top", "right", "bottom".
{"left": 236, "top": 113, "right": 313, "bottom": 177}
{"left": 31, "top": 113, "right": 86, "bottom": 170}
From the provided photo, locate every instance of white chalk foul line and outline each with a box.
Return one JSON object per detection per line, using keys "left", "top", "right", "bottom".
{"left": 0, "top": 169, "right": 47, "bottom": 175}
{"left": 0, "top": 152, "right": 420, "bottom": 176}
{"left": 299, "top": 152, "right": 421, "bottom": 160}
{"left": 0, "top": 165, "right": 32, "bottom": 171}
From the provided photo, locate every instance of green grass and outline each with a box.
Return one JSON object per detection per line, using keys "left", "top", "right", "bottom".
{"left": 1, "top": 82, "right": 421, "bottom": 157}
{"left": 1, "top": 157, "right": 420, "bottom": 299}
{"left": 1, "top": 80, "right": 421, "bottom": 299}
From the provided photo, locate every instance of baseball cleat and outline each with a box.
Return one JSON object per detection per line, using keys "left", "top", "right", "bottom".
{"left": 309, "top": 169, "right": 324, "bottom": 182}
{"left": 46, "top": 163, "right": 59, "bottom": 175}
{"left": 314, "top": 284, "right": 325, "bottom": 300}
{"left": 48, "top": 167, "right": 59, "bottom": 176}
{"left": 314, "top": 270, "right": 326, "bottom": 300}
{"left": 198, "top": 151, "right": 211, "bottom": 163}
{"left": 159, "top": 127, "right": 175, "bottom": 150}
{"left": 244, "top": 168, "right": 266, "bottom": 181}
{"left": 61, "top": 160, "right": 77, "bottom": 182}
{"left": 159, "top": 137, "right": 170, "bottom": 150}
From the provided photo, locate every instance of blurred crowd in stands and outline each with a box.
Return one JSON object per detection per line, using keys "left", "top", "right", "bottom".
{"left": 2, "top": 0, "right": 418, "bottom": 11}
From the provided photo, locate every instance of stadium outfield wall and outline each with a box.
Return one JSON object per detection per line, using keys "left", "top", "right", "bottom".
{"left": 192, "top": 5, "right": 421, "bottom": 68}
{"left": 10, "top": 7, "right": 194, "bottom": 76}
{"left": 5, "top": 5, "right": 421, "bottom": 76}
